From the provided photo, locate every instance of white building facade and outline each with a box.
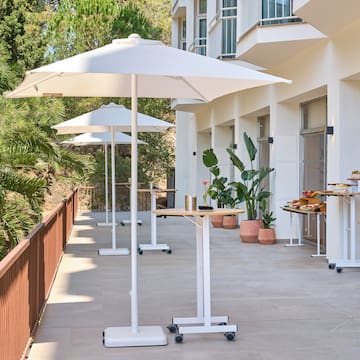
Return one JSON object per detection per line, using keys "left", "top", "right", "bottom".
{"left": 172, "top": 0, "right": 360, "bottom": 261}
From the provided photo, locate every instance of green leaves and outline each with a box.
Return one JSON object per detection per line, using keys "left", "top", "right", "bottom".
{"left": 227, "top": 132, "right": 274, "bottom": 220}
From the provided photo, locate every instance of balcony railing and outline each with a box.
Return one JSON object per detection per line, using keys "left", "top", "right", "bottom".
{"left": 260, "top": 15, "right": 302, "bottom": 25}
{"left": 0, "top": 190, "right": 78, "bottom": 360}
{"left": 209, "top": 6, "right": 237, "bottom": 59}
{"left": 189, "top": 37, "right": 207, "bottom": 56}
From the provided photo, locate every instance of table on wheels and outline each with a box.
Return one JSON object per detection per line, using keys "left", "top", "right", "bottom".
{"left": 281, "top": 206, "right": 326, "bottom": 257}
{"left": 318, "top": 191, "right": 360, "bottom": 272}
{"left": 137, "top": 186, "right": 176, "bottom": 254}
{"left": 153, "top": 208, "right": 244, "bottom": 343}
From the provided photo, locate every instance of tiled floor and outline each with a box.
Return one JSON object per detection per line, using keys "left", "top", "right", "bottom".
{"left": 26, "top": 211, "right": 360, "bottom": 360}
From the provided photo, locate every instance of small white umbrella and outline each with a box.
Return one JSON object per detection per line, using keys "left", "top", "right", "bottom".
{"left": 54, "top": 103, "right": 173, "bottom": 257}
{"left": 7, "top": 34, "right": 291, "bottom": 347}
{"left": 63, "top": 132, "right": 146, "bottom": 228}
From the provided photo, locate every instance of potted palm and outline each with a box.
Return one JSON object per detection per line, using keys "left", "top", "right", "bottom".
{"left": 202, "top": 148, "right": 230, "bottom": 227}
{"left": 227, "top": 132, "right": 274, "bottom": 242}
{"left": 258, "top": 199, "right": 276, "bottom": 244}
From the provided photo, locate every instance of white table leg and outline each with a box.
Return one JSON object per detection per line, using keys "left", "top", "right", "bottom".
{"left": 138, "top": 186, "right": 171, "bottom": 253}
{"left": 285, "top": 212, "right": 304, "bottom": 247}
{"left": 312, "top": 213, "right": 325, "bottom": 257}
{"left": 170, "top": 215, "right": 236, "bottom": 341}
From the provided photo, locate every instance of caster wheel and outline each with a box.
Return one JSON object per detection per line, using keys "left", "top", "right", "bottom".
{"left": 175, "top": 334, "right": 183, "bottom": 343}
{"left": 336, "top": 268, "right": 343, "bottom": 273}
{"left": 120, "top": 222, "right": 125, "bottom": 226}
{"left": 225, "top": 332, "right": 235, "bottom": 341}
{"left": 137, "top": 248, "right": 143, "bottom": 255}
{"left": 167, "top": 249, "right": 172, "bottom": 254}
{"left": 218, "top": 322, "right": 227, "bottom": 326}
{"left": 138, "top": 222, "right": 142, "bottom": 226}
{"left": 328, "top": 263, "right": 336, "bottom": 270}
{"left": 167, "top": 324, "right": 178, "bottom": 333}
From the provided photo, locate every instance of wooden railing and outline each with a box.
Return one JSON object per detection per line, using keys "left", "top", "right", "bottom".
{"left": 0, "top": 189, "right": 78, "bottom": 360}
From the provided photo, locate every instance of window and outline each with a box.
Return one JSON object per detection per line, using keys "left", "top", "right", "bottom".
{"left": 221, "top": 0, "right": 237, "bottom": 58}
{"left": 261, "top": 0, "right": 301, "bottom": 25}
{"left": 180, "top": 19, "right": 186, "bottom": 50}
{"left": 196, "top": 0, "right": 207, "bottom": 56}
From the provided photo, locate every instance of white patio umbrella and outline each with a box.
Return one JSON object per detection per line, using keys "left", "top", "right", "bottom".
{"left": 63, "top": 132, "right": 146, "bottom": 228}
{"left": 54, "top": 103, "right": 172, "bottom": 257}
{"left": 7, "top": 34, "right": 291, "bottom": 347}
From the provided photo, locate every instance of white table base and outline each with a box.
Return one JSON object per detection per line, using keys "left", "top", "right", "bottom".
{"left": 169, "top": 215, "right": 236, "bottom": 342}
{"left": 98, "top": 248, "right": 129, "bottom": 256}
{"left": 103, "top": 326, "right": 167, "bottom": 347}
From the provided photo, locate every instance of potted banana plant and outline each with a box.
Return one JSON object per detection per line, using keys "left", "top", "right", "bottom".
{"left": 227, "top": 132, "right": 274, "bottom": 242}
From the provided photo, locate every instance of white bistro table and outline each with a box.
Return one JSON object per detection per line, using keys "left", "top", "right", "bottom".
{"left": 281, "top": 206, "right": 326, "bottom": 257}
{"left": 153, "top": 207, "right": 244, "bottom": 343}
{"left": 319, "top": 191, "right": 360, "bottom": 272}
{"left": 138, "top": 186, "right": 176, "bottom": 254}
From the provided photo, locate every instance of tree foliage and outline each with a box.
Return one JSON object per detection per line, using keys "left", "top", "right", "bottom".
{"left": 0, "top": 0, "right": 174, "bottom": 259}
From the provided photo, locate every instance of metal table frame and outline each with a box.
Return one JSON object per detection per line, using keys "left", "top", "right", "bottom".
{"left": 138, "top": 185, "right": 176, "bottom": 254}
{"left": 153, "top": 208, "right": 244, "bottom": 342}
{"left": 320, "top": 192, "right": 360, "bottom": 272}
{"left": 282, "top": 207, "right": 326, "bottom": 257}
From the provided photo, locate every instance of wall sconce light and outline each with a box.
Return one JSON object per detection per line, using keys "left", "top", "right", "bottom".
{"left": 326, "top": 126, "right": 334, "bottom": 135}
{"left": 192, "top": 151, "right": 196, "bottom": 156}
{"left": 268, "top": 137, "right": 274, "bottom": 144}
{"left": 232, "top": 143, "right": 237, "bottom": 149}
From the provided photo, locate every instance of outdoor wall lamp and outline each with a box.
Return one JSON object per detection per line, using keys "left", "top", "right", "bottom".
{"left": 232, "top": 143, "right": 237, "bottom": 149}
{"left": 268, "top": 137, "right": 274, "bottom": 144}
{"left": 326, "top": 126, "right": 334, "bottom": 135}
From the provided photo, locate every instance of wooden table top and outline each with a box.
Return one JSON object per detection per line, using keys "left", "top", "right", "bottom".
{"left": 281, "top": 206, "right": 325, "bottom": 215}
{"left": 137, "top": 188, "right": 177, "bottom": 193}
{"left": 153, "top": 208, "right": 244, "bottom": 217}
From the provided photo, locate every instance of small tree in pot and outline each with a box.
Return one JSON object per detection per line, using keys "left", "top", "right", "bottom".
{"left": 202, "top": 148, "right": 233, "bottom": 227}
{"left": 227, "top": 132, "right": 274, "bottom": 242}
{"left": 258, "top": 199, "right": 276, "bottom": 244}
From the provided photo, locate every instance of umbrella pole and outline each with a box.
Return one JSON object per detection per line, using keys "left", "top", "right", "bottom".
{"left": 111, "top": 127, "right": 116, "bottom": 249}
{"left": 104, "top": 143, "right": 109, "bottom": 224}
{"left": 130, "top": 74, "right": 139, "bottom": 333}
{"left": 103, "top": 74, "right": 167, "bottom": 347}
{"left": 97, "top": 143, "right": 112, "bottom": 227}
{"left": 98, "top": 129, "right": 129, "bottom": 256}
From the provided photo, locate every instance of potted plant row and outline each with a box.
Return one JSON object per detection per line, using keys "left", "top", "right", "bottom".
{"left": 202, "top": 132, "right": 276, "bottom": 242}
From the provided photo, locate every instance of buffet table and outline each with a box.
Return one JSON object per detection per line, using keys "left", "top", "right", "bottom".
{"left": 281, "top": 206, "right": 326, "bottom": 257}
{"left": 153, "top": 208, "right": 244, "bottom": 343}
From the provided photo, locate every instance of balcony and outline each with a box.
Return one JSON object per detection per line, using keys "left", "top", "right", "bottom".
{"left": 236, "top": 19, "right": 327, "bottom": 69}
{"left": 172, "top": 0, "right": 186, "bottom": 18}
{"left": 293, "top": 0, "right": 360, "bottom": 36}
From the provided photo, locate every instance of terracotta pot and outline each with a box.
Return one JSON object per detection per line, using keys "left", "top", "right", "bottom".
{"left": 211, "top": 215, "right": 224, "bottom": 228}
{"left": 222, "top": 215, "right": 238, "bottom": 229}
{"left": 239, "top": 219, "right": 263, "bottom": 243}
{"left": 258, "top": 228, "right": 276, "bottom": 245}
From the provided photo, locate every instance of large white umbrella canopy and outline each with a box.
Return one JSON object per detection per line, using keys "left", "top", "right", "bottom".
{"left": 7, "top": 35, "right": 291, "bottom": 101}
{"left": 63, "top": 132, "right": 146, "bottom": 228}
{"left": 7, "top": 34, "right": 291, "bottom": 346}
{"left": 55, "top": 103, "right": 171, "bottom": 257}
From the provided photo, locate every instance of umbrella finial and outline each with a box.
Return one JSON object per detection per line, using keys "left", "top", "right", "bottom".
{"left": 129, "top": 33, "right": 141, "bottom": 40}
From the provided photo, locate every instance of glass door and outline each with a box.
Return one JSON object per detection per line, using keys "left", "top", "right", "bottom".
{"left": 301, "top": 97, "right": 327, "bottom": 249}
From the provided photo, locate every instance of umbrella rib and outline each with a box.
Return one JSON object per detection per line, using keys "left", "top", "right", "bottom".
{"left": 175, "top": 77, "right": 210, "bottom": 102}
{"left": 11, "top": 72, "right": 63, "bottom": 96}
